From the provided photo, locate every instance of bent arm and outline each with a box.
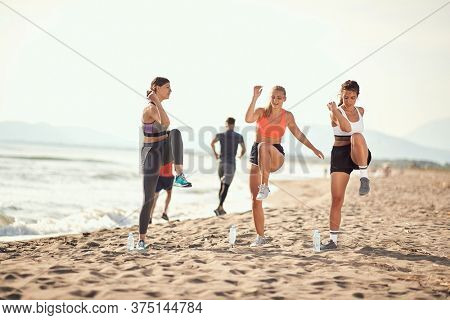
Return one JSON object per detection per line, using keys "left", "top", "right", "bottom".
{"left": 331, "top": 109, "right": 351, "bottom": 132}
{"left": 211, "top": 136, "right": 219, "bottom": 159}
{"left": 245, "top": 98, "right": 264, "bottom": 123}
{"left": 239, "top": 141, "right": 246, "bottom": 158}
{"left": 287, "top": 112, "right": 318, "bottom": 151}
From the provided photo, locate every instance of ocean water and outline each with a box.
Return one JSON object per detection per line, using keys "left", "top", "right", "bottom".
{"left": 0, "top": 142, "right": 326, "bottom": 241}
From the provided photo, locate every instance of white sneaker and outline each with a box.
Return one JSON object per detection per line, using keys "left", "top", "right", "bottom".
{"left": 256, "top": 184, "right": 270, "bottom": 200}
{"left": 250, "top": 235, "right": 269, "bottom": 247}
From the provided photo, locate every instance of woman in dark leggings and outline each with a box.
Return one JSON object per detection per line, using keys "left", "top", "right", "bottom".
{"left": 138, "top": 77, "right": 192, "bottom": 250}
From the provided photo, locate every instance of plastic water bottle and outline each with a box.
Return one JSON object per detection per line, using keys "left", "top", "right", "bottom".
{"left": 127, "top": 232, "right": 134, "bottom": 251}
{"left": 313, "top": 230, "right": 320, "bottom": 252}
{"left": 229, "top": 225, "right": 237, "bottom": 246}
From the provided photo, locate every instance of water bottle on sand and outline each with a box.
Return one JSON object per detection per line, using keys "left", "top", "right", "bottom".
{"left": 127, "top": 232, "right": 135, "bottom": 251}
{"left": 229, "top": 225, "right": 237, "bottom": 247}
{"left": 313, "top": 230, "right": 320, "bottom": 252}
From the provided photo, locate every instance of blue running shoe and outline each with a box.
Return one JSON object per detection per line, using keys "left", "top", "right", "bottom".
{"left": 173, "top": 173, "right": 192, "bottom": 188}
{"left": 136, "top": 240, "right": 149, "bottom": 251}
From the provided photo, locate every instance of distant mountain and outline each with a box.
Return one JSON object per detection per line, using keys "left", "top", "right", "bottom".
{"left": 403, "top": 118, "right": 450, "bottom": 151}
{"left": 291, "top": 125, "right": 450, "bottom": 165}
{"left": 0, "top": 121, "right": 135, "bottom": 149}
{"left": 1, "top": 121, "right": 449, "bottom": 164}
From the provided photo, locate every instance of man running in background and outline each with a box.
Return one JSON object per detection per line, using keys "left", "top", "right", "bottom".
{"left": 149, "top": 162, "right": 174, "bottom": 224}
{"left": 211, "top": 117, "right": 246, "bottom": 216}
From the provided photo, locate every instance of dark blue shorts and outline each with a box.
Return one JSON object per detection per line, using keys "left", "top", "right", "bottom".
{"left": 156, "top": 176, "right": 174, "bottom": 193}
{"left": 249, "top": 142, "right": 285, "bottom": 166}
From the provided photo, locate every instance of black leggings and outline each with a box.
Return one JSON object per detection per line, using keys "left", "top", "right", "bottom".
{"left": 139, "top": 129, "right": 183, "bottom": 235}
{"left": 219, "top": 182, "right": 230, "bottom": 206}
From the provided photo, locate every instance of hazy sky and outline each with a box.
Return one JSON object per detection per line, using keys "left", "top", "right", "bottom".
{"left": 1, "top": 0, "right": 449, "bottom": 141}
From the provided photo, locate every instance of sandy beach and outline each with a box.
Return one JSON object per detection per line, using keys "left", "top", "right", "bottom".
{"left": 0, "top": 169, "right": 449, "bottom": 300}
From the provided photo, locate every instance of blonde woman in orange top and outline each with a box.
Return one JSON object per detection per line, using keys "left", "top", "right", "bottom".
{"left": 245, "top": 85, "right": 324, "bottom": 246}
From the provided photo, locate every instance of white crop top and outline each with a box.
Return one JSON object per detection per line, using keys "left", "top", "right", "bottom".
{"left": 332, "top": 106, "right": 364, "bottom": 136}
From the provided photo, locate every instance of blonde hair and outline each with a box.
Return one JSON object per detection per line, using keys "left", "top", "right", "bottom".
{"left": 264, "top": 86, "right": 286, "bottom": 117}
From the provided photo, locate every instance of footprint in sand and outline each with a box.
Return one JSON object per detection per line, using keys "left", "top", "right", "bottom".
{"left": 145, "top": 291, "right": 162, "bottom": 298}
{"left": 36, "top": 277, "right": 50, "bottom": 282}
{"left": 352, "top": 292, "right": 364, "bottom": 299}
{"left": 333, "top": 275, "right": 349, "bottom": 281}
{"left": 260, "top": 278, "right": 278, "bottom": 284}
{"left": 70, "top": 290, "right": 98, "bottom": 298}
{"left": 89, "top": 271, "right": 107, "bottom": 278}
{"left": 193, "top": 259, "right": 207, "bottom": 264}
{"left": 388, "top": 290, "right": 408, "bottom": 296}
{"left": 4, "top": 274, "right": 17, "bottom": 281}
{"left": 84, "top": 241, "right": 101, "bottom": 248}
{"left": 335, "top": 281, "right": 349, "bottom": 289}
{"left": 49, "top": 266, "right": 78, "bottom": 275}
{"left": 229, "top": 269, "right": 247, "bottom": 275}
{"left": 81, "top": 278, "right": 100, "bottom": 284}
{"left": 160, "top": 263, "right": 171, "bottom": 268}
{"left": 187, "top": 277, "right": 209, "bottom": 284}
{"left": 224, "top": 279, "right": 238, "bottom": 286}
{"left": 214, "top": 290, "right": 237, "bottom": 298}
{"left": 123, "top": 265, "right": 140, "bottom": 271}
{"left": 0, "top": 286, "right": 15, "bottom": 293}
{"left": 369, "top": 283, "right": 389, "bottom": 289}
{"left": 311, "top": 280, "right": 332, "bottom": 286}
{"left": 214, "top": 291, "right": 228, "bottom": 298}
{"left": 5, "top": 293, "right": 22, "bottom": 300}
{"left": 17, "top": 273, "right": 32, "bottom": 278}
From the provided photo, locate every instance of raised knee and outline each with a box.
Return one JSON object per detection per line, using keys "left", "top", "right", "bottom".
{"left": 258, "top": 142, "right": 269, "bottom": 152}
{"left": 169, "top": 128, "right": 181, "bottom": 136}
{"left": 351, "top": 133, "right": 363, "bottom": 142}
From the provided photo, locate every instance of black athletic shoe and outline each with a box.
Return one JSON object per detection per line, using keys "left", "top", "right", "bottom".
{"left": 161, "top": 213, "right": 169, "bottom": 221}
{"left": 214, "top": 208, "right": 226, "bottom": 216}
{"left": 320, "top": 240, "right": 338, "bottom": 251}
{"left": 359, "top": 177, "right": 370, "bottom": 196}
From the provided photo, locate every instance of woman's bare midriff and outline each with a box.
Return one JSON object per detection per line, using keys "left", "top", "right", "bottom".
{"left": 333, "top": 139, "right": 351, "bottom": 147}
{"left": 143, "top": 134, "right": 168, "bottom": 144}
{"left": 255, "top": 133, "right": 282, "bottom": 144}
{"left": 142, "top": 113, "right": 168, "bottom": 143}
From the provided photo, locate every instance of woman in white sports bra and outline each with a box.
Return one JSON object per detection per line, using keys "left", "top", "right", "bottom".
{"left": 321, "top": 80, "right": 372, "bottom": 251}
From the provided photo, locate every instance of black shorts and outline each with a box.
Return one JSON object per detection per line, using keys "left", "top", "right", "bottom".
{"left": 155, "top": 176, "right": 174, "bottom": 193}
{"left": 218, "top": 161, "right": 236, "bottom": 185}
{"left": 249, "top": 142, "right": 285, "bottom": 166}
{"left": 330, "top": 144, "right": 372, "bottom": 175}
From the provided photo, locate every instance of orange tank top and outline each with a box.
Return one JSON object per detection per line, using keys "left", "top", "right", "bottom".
{"left": 159, "top": 162, "right": 174, "bottom": 177}
{"left": 256, "top": 109, "right": 287, "bottom": 139}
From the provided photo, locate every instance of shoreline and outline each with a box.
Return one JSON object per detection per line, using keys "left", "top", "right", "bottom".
{"left": 0, "top": 171, "right": 321, "bottom": 243}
